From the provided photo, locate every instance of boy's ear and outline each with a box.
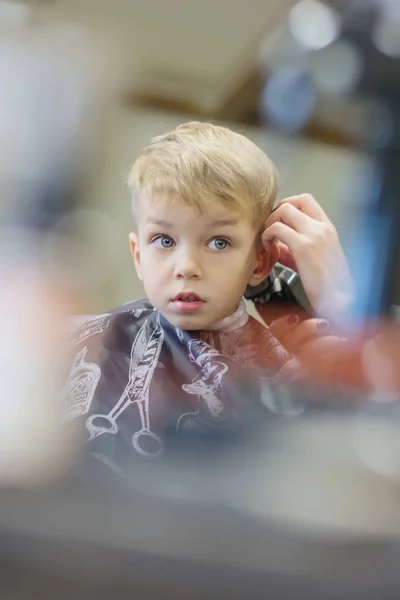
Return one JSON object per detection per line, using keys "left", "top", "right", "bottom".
{"left": 129, "top": 232, "right": 143, "bottom": 280}
{"left": 248, "top": 239, "right": 279, "bottom": 288}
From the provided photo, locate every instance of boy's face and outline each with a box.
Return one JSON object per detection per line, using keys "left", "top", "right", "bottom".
{"left": 130, "top": 195, "right": 277, "bottom": 330}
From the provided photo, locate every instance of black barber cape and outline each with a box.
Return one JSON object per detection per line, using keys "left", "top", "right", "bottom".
{"left": 64, "top": 299, "right": 302, "bottom": 479}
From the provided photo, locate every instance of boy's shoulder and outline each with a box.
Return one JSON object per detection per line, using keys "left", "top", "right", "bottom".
{"left": 108, "top": 297, "right": 155, "bottom": 318}
{"left": 68, "top": 298, "right": 155, "bottom": 349}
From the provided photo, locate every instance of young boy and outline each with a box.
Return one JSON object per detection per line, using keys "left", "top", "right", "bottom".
{"left": 65, "top": 122, "right": 302, "bottom": 477}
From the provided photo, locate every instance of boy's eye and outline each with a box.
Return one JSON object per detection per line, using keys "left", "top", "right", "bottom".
{"left": 209, "top": 237, "right": 230, "bottom": 251}
{"left": 152, "top": 235, "right": 175, "bottom": 248}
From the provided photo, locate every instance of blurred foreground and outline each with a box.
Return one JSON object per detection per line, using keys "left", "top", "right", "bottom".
{"left": 1, "top": 2, "right": 400, "bottom": 599}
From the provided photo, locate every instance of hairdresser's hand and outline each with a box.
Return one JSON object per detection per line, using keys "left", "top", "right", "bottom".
{"left": 268, "top": 309, "right": 400, "bottom": 395}
{"left": 266, "top": 310, "right": 363, "bottom": 388}
{"left": 268, "top": 310, "right": 340, "bottom": 359}
{"left": 262, "top": 194, "right": 354, "bottom": 319}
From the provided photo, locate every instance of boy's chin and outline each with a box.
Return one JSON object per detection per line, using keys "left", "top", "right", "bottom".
{"left": 155, "top": 307, "right": 214, "bottom": 331}
{"left": 163, "top": 313, "right": 211, "bottom": 331}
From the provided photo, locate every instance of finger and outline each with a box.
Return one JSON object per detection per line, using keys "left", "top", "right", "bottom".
{"left": 276, "top": 243, "right": 297, "bottom": 271}
{"left": 268, "top": 313, "right": 301, "bottom": 340}
{"left": 280, "top": 318, "right": 330, "bottom": 351}
{"left": 261, "top": 221, "right": 302, "bottom": 251}
{"left": 266, "top": 202, "right": 316, "bottom": 234}
{"left": 277, "top": 194, "right": 328, "bottom": 222}
{"left": 300, "top": 335, "right": 346, "bottom": 358}
{"left": 299, "top": 336, "right": 350, "bottom": 382}
{"left": 299, "top": 337, "right": 367, "bottom": 389}
{"left": 261, "top": 236, "right": 280, "bottom": 258}
{"left": 256, "top": 300, "right": 305, "bottom": 326}
{"left": 362, "top": 333, "right": 400, "bottom": 395}
{"left": 298, "top": 322, "right": 400, "bottom": 392}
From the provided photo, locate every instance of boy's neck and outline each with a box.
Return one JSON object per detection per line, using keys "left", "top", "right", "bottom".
{"left": 205, "top": 299, "right": 248, "bottom": 332}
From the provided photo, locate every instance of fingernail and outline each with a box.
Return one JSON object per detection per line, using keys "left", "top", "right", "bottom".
{"left": 288, "top": 314, "right": 299, "bottom": 325}
{"left": 317, "top": 319, "right": 330, "bottom": 330}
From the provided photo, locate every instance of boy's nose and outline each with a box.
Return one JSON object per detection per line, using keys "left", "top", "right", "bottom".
{"left": 174, "top": 251, "right": 202, "bottom": 280}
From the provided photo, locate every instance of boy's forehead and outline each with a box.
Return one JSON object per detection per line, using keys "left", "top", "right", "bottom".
{"left": 136, "top": 193, "right": 255, "bottom": 228}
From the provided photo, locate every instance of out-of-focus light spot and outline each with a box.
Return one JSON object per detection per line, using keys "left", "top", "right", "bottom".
{"left": 289, "top": 0, "right": 340, "bottom": 51}
{"left": 258, "top": 27, "right": 307, "bottom": 74}
{"left": 373, "top": 4, "right": 400, "bottom": 58}
{"left": 310, "top": 40, "right": 363, "bottom": 96}
{"left": 261, "top": 67, "right": 315, "bottom": 133}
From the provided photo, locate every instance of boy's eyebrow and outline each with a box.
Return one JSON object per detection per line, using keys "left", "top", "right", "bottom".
{"left": 145, "top": 218, "right": 174, "bottom": 228}
{"left": 208, "top": 219, "right": 238, "bottom": 227}
{"left": 146, "top": 218, "right": 238, "bottom": 228}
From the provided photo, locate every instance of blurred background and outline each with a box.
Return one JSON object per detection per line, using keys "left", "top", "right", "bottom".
{"left": 2, "top": 1, "right": 400, "bottom": 598}
{"left": 3, "top": 0, "right": 367, "bottom": 311}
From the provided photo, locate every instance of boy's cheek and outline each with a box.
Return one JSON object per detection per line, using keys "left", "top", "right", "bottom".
{"left": 138, "top": 255, "right": 155, "bottom": 280}
{"left": 133, "top": 263, "right": 143, "bottom": 280}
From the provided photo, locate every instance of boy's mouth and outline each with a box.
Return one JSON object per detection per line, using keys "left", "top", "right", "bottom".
{"left": 172, "top": 292, "right": 203, "bottom": 302}
{"left": 171, "top": 292, "right": 205, "bottom": 313}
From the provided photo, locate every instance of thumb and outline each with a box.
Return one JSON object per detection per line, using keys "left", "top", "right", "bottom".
{"left": 268, "top": 313, "right": 300, "bottom": 342}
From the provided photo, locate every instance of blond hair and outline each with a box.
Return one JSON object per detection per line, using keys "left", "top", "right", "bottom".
{"left": 128, "top": 121, "right": 278, "bottom": 227}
